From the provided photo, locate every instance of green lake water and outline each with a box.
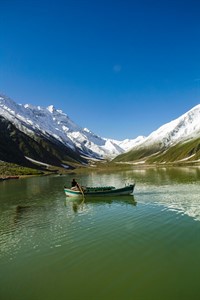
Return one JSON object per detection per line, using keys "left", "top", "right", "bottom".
{"left": 0, "top": 167, "right": 200, "bottom": 300}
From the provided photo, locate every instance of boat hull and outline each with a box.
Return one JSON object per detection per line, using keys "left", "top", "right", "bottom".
{"left": 64, "top": 184, "right": 135, "bottom": 197}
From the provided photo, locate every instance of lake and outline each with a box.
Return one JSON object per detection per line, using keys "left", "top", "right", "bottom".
{"left": 0, "top": 167, "right": 200, "bottom": 300}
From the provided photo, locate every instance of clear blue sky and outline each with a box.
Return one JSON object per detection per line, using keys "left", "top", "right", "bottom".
{"left": 1, "top": 0, "right": 200, "bottom": 140}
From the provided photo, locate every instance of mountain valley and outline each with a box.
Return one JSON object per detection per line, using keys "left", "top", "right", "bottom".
{"left": 0, "top": 95, "right": 199, "bottom": 174}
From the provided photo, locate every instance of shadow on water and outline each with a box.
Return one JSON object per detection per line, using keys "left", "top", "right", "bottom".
{"left": 13, "top": 204, "right": 51, "bottom": 229}
{"left": 14, "top": 205, "right": 36, "bottom": 224}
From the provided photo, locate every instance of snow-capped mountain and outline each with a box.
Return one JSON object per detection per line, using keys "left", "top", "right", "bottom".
{"left": 0, "top": 95, "right": 139, "bottom": 161}
{"left": 136, "top": 104, "right": 200, "bottom": 148}
{"left": 1, "top": 94, "right": 199, "bottom": 167}
{"left": 114, "top": 104, "right": 200, "bottom": 164}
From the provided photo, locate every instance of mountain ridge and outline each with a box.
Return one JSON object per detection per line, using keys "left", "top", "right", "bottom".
{"left": 0, "top": 95, "right": 200, "bottom": 168}
{"left": 0, "top": 95, "right": 139, "bottom": 168}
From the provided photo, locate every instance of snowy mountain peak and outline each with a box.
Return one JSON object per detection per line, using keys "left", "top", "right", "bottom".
{"left": 0, "top": 94, "right": 138, "bottom": 159}
{"left": 135, "top": 103, "right": 200, "bottom": 149}
{"left": 0, "top": 95, "right": 21, "bottom": 113}
{"left": 47, "top": 105, "right": 55, "bottom": 113}
{"left": 83, "top": 127, "right": 91, "bottom": 133}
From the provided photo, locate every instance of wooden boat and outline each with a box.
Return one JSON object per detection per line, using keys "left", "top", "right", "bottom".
{"left": 64, "top": 183, "right": 135, "bottom": 197}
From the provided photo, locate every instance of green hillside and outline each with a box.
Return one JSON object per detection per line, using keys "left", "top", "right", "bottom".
{"left": 147, "top": 138, "right": 200, "bottom": 163}
{"left": 113, "top": 143, "right": 162, "bottom": 162}
{"left": 113, "top": 138, "right": 200, "bottom": 165}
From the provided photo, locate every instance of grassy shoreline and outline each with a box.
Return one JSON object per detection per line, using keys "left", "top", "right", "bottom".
{"left": 1, "top": 160, "right": 200, "bottom": 178}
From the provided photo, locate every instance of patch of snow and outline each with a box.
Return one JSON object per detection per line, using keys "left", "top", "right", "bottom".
{"left": 61, "top": 164, "right": 69, "bottom": 169}
{"left": 25, "top": 156, "right": 50, "bottom": 166}
{"left": 47, "top": 105, "right": 55, "bottom": 113}
{"left": 176, "top": 154, "right": 196, "bottom": 162}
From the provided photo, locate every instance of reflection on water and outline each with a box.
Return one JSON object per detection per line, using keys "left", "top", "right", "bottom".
{"left": 118, "top": 166, "right": 200, "bottom": 185}
{"left": 64, "top": 197, "right": 87, "bottom": 214}
{"left": 66, "top": 198, "right": 85, "bottom": 213}
{"left": 64, "top": 195, "right": 137, "bottom": 213}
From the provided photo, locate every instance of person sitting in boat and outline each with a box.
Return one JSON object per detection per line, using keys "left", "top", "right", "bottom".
{"left": 71, "top": 178, "right": 78, "bottom": 190}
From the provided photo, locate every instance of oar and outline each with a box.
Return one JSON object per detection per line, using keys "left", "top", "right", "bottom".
{"left": 77, "top": 183, "right": 85, "bottom": 199}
